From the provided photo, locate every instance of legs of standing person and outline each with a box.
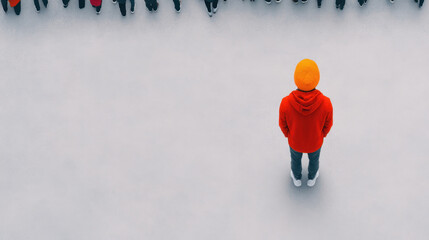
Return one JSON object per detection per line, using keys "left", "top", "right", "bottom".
{"left": 336, "top": 0, "right": 344, "bottom": 9}
{"left": 307, "top": 148, "right": 321, "bottom": 180}
{"left": 153, "top": 0, "right": 158, "bottom": 11}
{"left": 173, "top": 0, "right": 180, "bottom": 11}
{"left": 340, "top": 0, "right": 345, "bottom": 9}
{"left": 95, "top": 1, "right": 101, "bottom": 13}
{"left": 119, "top": 1, "right": 126, "bottom": 15}
{"left": 14, "top": 1, "right": 20, "bottom": 15}
{"left": 317, "top": 0, "right": 322, "bottom": 7}
{"left": 35, "top": 0, "right": 48, "bottom": 11}
{"left": 130, "top": 0, "right": 135, "bottom": 12}
{"left": 1, "top": 0, "right": 8, "bottom": 13}
{"left": 62, "top": 0, "right": 69, "bottom": 8}
{"left": 34, "top": 0, "right": 41, "bottom": 11}
{"left": 145, "top": 0, "right": 152, "bottom": 11}
{"left": 290, "top": 147, "right": 303, "bottom": 180}
{"left": 79, "top": 0, "right": 85, "bottom": 9}
{"left": 213, "top": 0, "right": 218, "bottom": 9}
{"left": 204, "top": 0, "right": 211, "bottom": 12}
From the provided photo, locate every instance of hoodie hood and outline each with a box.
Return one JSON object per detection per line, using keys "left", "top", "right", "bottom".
{"left": 289, "top": 89, "right": 324, "bottom": 116}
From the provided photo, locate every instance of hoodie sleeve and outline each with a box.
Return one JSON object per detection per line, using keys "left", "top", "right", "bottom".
{"left": 322, "top": 98, "right": 333, "bottom": 137}
{"left": 279, "top": 98, "right": 290, "bottom": 138}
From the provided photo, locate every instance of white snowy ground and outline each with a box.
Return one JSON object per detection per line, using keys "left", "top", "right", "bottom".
{"left": 1, "top": 0, "right": 429, "bottom": 239}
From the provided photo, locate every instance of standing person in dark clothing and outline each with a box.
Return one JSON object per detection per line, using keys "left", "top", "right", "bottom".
{"left": 145, "top": 0, "right": 159, "bottom": 12}
{"left": 204, "top": 0, "right": 218, "bottom": 17}
{"left": 115, "top": 0, "right": 135, "bottom": 16}
{"left": 62, "top": 0, "right": 85, "bottom": 8}
{"left": 336, "top": 0, "right": 345, "bottom": 10}
{"left": 1, "top": 0, "right": 21, "bottom": 15}
{"left": 90, "top": 0, "right": 102, "bottom": 14}
{"left": 173, "top": 0, "right": 180, "bottom": 12}
{"left": 34, "top": 0, "right": 48, "bottom": 12}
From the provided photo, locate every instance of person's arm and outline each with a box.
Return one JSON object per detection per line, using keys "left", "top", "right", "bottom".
{"left": 279, "top": 99, "right": 290, "bottom": 138}
{"left": 322, "top": 99, "right": 333, "bottom": 137}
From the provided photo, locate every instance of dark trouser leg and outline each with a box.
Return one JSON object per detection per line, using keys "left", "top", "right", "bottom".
{"left": 308, "top": 148, "right": 321, "bottom": 180}
{"left": 130, "top": 0, "right": 135, "bottom": 11}
{"left": 317, "top": 0, "right": 322, "bottom": 7}
{"left": 204, "top": 1, "right": 211, "bottom": 12}
{"left": 213, "top": 0, "right": 218, "bottom": 8}
{"left": 95, "top": 5, "right": 101, "bottom": 11}
{"left": 1, "top": 0, "right": 8, "bottom": 12}
{"left": 34, "top": 0, "right": 41, "bottom": 11}
{"left": 79, "top": 0, "right": 85, "bottom": 9}
{"left": 173, "top": 0, "right": 180, "bottom": 9}
{"left": 14, "top": 1, "right": 21, "bottom": 15}
{"left": 62, "top": 0, "right": 69, "bottom": 7}
{"left": 336, "top": 0, "right": 342, "bottom": 8}
{"left": 145, "top": 1, "right": 152, "bottom": 10}
{"left": 119, "top": 2, "right": 126, "bottom": 15}
{"left": 420, "top": 0, "right": 424, "bottom": 7}
{"left": 290, "top": 147, "right": 303, "bottom": 180}
{"left": 42, "top": 0, "right": 48, "bottom": 7}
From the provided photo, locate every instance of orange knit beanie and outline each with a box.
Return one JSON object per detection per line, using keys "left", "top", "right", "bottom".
{"left": 294, "top": 59, "right": 320, "bottom": 91}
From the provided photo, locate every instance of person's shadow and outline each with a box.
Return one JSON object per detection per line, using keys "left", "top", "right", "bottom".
{"left": 285, "top": 173, "right": 327, "bottom": 211}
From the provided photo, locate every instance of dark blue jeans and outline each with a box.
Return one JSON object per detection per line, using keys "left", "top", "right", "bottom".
{"left": 290, "top": 147, "right": 321, "bottom": 180}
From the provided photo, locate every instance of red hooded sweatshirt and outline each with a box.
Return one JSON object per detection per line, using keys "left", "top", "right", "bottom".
{"left": 279, "top": 89, "right": 333, "bottom": 153}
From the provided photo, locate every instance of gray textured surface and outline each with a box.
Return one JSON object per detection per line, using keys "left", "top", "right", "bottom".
{"left": 1, "top": 0, "right": 429, "bottom": 239}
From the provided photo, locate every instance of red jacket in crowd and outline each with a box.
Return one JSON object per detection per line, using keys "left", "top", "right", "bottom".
{"left": 279, "top": 89, "right": 333, "bottom": 153}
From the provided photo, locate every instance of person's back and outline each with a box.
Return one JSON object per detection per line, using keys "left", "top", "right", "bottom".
{"left": 279, "top": 59, "right": 333, "bottom": 187}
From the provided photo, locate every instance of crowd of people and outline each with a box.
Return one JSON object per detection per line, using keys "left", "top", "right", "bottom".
{"left": 1, "top": 0, "right": 425, "bottom": 16}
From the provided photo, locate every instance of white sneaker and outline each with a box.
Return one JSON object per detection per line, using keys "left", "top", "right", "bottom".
{"left": 390, "top": 0, "right": 394, "bottom": 3}
{"left": 276, "top": 0, "right": 282, "bottom": 3}
{"left": 213, "top": 7, "right": 218, "bottom": 13}
{"left": 208, "top": 11, "right": 213, "bottom": 17}
{"left": 307, "top": 171, "right": 319, "bottom": 187}
{"left": 290, "top": 170, "right": 302, "bottom": 187}
{"left": 112, "top": 0, "right": 117, "bottom": 4}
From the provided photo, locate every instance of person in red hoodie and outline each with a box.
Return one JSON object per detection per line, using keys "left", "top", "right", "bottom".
{"left": 279, "top": 59, "right": 333, "bottom": 187}
{"left": 1, "top": 0, "right": 21, "bottom": 15}
{"left": 90, "top": 0, "right": 102, "bottom": 14}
